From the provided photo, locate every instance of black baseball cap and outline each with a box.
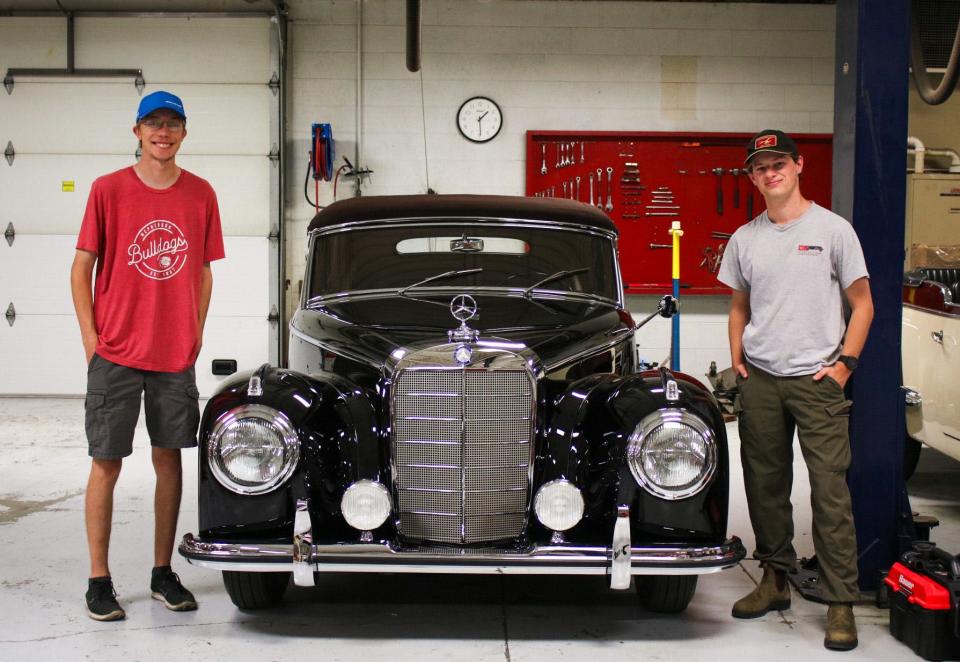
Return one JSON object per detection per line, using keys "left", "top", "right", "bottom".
{"left": 744, "top": 129, "right": 798, "bottom": 165}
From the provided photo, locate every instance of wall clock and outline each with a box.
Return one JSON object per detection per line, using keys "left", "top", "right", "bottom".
{"left": 456, "top": 96, "right": 503, "bottom": 143}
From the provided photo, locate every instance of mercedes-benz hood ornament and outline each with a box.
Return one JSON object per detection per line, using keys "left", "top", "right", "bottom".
{"left": 448, "top": 294, "right": 479, "bottom": 343}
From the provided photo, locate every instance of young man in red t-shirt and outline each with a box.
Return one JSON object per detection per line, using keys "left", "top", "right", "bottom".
{"left": 70, "top": 90, "right": 225, "bottom": 621}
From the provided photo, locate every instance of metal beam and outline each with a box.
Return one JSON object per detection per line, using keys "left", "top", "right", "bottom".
{"left": 3, "top": 11, "right": 145, "bottom": 94}
{"left": 833, "top": 0, "right": 914, "bottom": 591}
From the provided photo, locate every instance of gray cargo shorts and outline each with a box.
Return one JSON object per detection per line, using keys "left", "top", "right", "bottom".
{"left": 85, "top": 353, "right": 200, "bottom": 459}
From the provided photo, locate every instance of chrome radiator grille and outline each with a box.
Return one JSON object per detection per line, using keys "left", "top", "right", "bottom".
{"left": 393, "top": 367, "right": 534, "bottom": 544}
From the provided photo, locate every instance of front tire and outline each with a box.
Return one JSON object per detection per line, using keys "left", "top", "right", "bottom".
{"left": 636, "top": 575, "right": 698, "bottom": 613}
{"left": 222, "top": 571, "right": 290, "bottom": 610}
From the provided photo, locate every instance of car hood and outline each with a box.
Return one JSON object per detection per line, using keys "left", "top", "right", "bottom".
{"left": 291, "top": 293, "right": 631, "bottom": 373}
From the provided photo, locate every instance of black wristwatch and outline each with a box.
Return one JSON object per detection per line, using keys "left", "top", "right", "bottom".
{"left": 837, "top": 355, "right": 858, "bottom": 371}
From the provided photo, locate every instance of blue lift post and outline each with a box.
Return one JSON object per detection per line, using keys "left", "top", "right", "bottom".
{"left": 833, "top": 0, "right": 916, "bottom": 591}
{"left": 669, "top": 221, "right": 683, "bottom": 371}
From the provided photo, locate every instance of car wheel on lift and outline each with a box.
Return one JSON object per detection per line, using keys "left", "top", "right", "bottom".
{"left": 636, "top": 575, "right": 698, "bottom": 613}
{"left": 904, "top": 434, "right": 922, "bottom": 481}
{"left": 222, "top": 571, "right": 291, "bottom": 609}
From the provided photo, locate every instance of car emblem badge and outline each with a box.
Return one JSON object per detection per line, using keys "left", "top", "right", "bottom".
{"left": 454, "top": 344, "right": 472, "bottom": 365}
{"left": 448, "top": 294, "right": 479, "bottom": 343}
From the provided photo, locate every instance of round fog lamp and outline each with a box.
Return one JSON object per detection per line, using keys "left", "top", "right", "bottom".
{"left": 534, "top": 479, "right": 584, "bottom": 531}
{"left": 341, "top": 480, "right": 392, "bottom": 531}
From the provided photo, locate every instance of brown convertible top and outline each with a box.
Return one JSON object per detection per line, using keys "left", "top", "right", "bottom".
{"left": 307, "top": 194, "right": 618, "bottom": 235}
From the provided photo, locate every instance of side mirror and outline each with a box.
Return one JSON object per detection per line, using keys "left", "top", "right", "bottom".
{"left": 658, "top": 295, "right": 679, "bottom": 318}
{"left": 634, "top": 295, "right": 680, "bottom": 331}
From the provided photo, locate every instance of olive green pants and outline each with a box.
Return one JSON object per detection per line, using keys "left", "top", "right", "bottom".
{"left": 736, "top": 364, "right": 860, "bottom": 603}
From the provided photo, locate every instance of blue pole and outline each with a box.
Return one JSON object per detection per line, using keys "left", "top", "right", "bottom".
{"left": 668, "top": 221, "right": 682, "bottom": 371}
{"left": 672, "top": 278, "right": 680, "bottom": 371}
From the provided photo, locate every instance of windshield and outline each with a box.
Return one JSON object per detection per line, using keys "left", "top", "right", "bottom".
{"left": 308, "top": 223, "right": 618, "bottom": 301}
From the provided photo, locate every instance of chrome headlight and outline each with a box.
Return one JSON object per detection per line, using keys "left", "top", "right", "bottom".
{"left": 207, "top": 404, "right": 300, "bottom": 495}
{"left": 341, "top": 480, "right": 392, "bottom": 531}
{"left": 627, "top": 409, "right": 717, "bottom": 500}
{"left": 534, "top": 479, "right": 584, "bottom": 531}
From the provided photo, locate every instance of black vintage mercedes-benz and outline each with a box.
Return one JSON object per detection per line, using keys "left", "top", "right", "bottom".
{"left": 179, "top": 194, "right": 745, "bottom": 613}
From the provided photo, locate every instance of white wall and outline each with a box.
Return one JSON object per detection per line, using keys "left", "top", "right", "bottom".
{"left": 283, "top": 0, "right": 836, "bottom": 379}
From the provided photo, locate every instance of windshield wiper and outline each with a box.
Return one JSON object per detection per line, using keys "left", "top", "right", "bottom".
{"left": 398, "top": 268, "right": 483, "bottom": 297}
{"left": 522, "top": 268, "right": 590, "bottom": 298}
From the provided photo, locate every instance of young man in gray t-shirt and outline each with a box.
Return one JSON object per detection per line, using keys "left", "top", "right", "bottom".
{"left": 717, "top": 129, "right": 873, "bottom": 652}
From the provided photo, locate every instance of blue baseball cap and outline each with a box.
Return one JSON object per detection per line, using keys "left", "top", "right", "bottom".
{"left": 136, "top": 90, "right": 186, "bottom": 123}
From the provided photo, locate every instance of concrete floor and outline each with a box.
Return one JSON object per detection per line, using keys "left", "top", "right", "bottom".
{"left": 1, "top": 396, "right": 958, "bottom": 661}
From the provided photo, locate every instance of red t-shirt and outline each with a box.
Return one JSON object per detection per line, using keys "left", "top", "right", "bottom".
{"left": 76, "top": 166, "right": 225, "bottom": 372}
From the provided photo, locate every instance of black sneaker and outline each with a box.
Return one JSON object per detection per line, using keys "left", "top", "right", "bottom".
{"left": 86, "top": 576, "right": 125, "bottom": 621}
{"left": 150, "top": 566, "right": 197, "bottom": 611}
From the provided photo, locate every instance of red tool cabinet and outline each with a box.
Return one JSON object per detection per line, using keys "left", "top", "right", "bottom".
{"left": 525, "top": 131, "right": 833, "bottom": 295}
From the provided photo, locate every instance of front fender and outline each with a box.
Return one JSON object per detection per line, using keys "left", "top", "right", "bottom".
{"left": 538, "top": 368, "right": 730, "bottom": 544}
{"left": 197, "top": 366, "right": 380, "bottom": 540}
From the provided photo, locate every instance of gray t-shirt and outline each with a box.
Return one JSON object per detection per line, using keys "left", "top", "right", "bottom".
{"left": 717, "top": 202, "right": 869, "bottom": 377}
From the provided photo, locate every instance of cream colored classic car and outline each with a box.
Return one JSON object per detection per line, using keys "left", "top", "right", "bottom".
{"left": 902, "top": 268, "right": 960, "bottom": 477}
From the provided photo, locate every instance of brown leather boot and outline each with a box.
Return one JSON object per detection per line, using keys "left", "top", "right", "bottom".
{"left": 824, "top": 602, "right": 858, "bottom": 651}
{"left": 731, "top": 566, "right": 791, "bottom": 618}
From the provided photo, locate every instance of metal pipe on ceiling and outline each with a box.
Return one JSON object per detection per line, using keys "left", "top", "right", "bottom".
{"left": 356, "top": 0, "right": 363, "bottom": 196}
{"left": 3, "top": 10, "right": 144, "bottom": 94}
{"left": 406, "top": 0, "right": 421, "bottom": 73}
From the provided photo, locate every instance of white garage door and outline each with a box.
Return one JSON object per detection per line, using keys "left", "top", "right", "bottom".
{"left": 0, "top": 14, "right": 280, "bottom": 396}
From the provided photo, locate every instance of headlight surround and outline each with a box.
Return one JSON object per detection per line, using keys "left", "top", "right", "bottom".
{"left": 207, "top": 404, "right": 300, "bottom": 495}
{"left": 627, "top": 409, "right": 717, "bottom": 500}
{"left": 534, "top": 479, "right": 585, "bottom": 531}
{"left": 341, "top": 480, "right": 392, "bottom": 531}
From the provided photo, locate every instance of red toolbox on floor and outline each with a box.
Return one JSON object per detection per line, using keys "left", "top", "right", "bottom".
{"left": 885, "top": 542, "right": 960, "bottom": 661}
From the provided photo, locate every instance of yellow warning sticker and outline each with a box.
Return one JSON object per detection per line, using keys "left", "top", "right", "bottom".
{"left": 62, "top": 181, "right": 75, "bottom": 192}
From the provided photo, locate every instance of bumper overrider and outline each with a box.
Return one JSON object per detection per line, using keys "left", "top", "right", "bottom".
{"left": 179, "top": 500, "right": 746, "bottom": 590}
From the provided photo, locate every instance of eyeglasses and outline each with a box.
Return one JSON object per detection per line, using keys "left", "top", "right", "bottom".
{"left": 749, "top": 159, "right": 792, "bottom": 175}
{"left": 141, "top": 117, "right": 184, "bottom": 131}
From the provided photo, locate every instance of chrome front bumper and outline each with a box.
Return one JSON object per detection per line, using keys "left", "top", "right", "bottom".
{"left": 179, "top": 501, "right": 745, "bottom": 590}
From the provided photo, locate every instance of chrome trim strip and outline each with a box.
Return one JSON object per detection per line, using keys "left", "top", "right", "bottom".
{"left": 401, "top": 486, "right": 527, "bottom": 494}
{"left": 904, "top": 302, "right": 960, "bottom": 320}
{"left": 310, "top": 217, "right": 618, "bottom": 240}
{"left": 401, "top": 508, "right": 526, "bottom": 517}
{"left": 183, "top": 560, "right": 729, "bottom": 576}
{"left": 179, "top": 534, "right": 746, "bottom": 575}
{"left": 613, "top": 236, "right": 625, "bottom": 305}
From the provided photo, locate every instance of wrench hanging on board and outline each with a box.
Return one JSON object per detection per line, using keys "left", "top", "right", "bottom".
{"left": 712, "top": 167, "right": 724, "bottom": 215}
{"left": 605, "top": 167, "right": 614, "bottom": 212}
